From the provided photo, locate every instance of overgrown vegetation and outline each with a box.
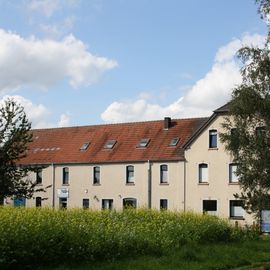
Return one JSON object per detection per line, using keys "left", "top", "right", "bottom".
{"left": 0, "top": 207, "right": 258, "bottom": 269}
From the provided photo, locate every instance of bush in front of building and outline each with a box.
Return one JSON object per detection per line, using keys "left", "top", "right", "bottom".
{"left": 0, "top": 207, "right": 258, "bottom": 269}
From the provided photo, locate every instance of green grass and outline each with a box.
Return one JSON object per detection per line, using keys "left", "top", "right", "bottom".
{"left": 37, "top": 237, "right": 270, "bottom": 270}
{"left": 0, "top": 207, "right": 259, "bottom": 269}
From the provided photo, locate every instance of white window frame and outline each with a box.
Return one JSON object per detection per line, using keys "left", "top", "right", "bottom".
{"left": 160, "top": 164, "right": 168, "bottom": 184}
{"left": 229, "top": 163, "right": 238, "bottom": 183}
{"left": 198, "top": 163, "right": 208, "bottom": 183}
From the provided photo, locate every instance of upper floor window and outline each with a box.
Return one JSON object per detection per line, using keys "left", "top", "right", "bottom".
{"left": 229, "top": 163, "right": 238, "bottom": 183}
{"left": 209, "top": 129, "right": 217, "bottom": 148}
{"left": 256, "top": 126, "right": 266, "bottom": 137}
{"left": 126, "top": 165, "right": 134, "bottom": 184}
{"left": 62, "top": 167, "right": 69, "bottom": 185}
{"left": 36, "top": 168, "right": 42, "bottom": 184}
{"left": 93, "top": 166, "right": 100, "bottom": 185}
{"left": 199, "top": 163, "right": 208, "bottom": 183}
{"left": 160, "top": 164, "right": 168, "bottom": 183}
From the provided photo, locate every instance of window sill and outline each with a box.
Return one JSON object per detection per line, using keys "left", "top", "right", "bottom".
{"left": 62, "top": 184, "right": 70, "bottom": 186}
{"left": 228, "top": 182, "right": 239, "bottom": 185}
{"left": 230, "top": 217, "right": 245, "bottom": 220}
{"left": 160, "top": 183, "right": 169, "bottom": 185}
{"left": 208, "top": 148, "right": 218, "bottom": 151}
{"left": 126, "top": 183, "right": 135, "bottom": 186}
{"left": 93, "top": 183, "right": 101, "bottom": 186}
{"left": 36, "top": 183, "right": 43, "bottom": 186}
{"left": 198, "top": 182, "right": 209, "bottom": 185}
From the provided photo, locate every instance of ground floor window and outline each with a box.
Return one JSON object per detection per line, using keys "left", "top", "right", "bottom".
{"left": 203, "top": 200, "right": 217, "bottom": 215}
{"left": 123, "top": 198, "right": 137, "bottom": 209}
{"left": 102, "top": 199, "right": 113, "bottom": 210}
{"left": 230, "top": 200, "right": 244, "bottom": 219}
{"left": 82, "top": 198, "right": 89, "bottom": 209}
{"left": 160, "top": 199, "right": 168, "bottom": 210}
{"left": 36, "top": 197, "right": 42, "bottom": 207}
{"left": 59, "top": 198, "right": 67, "bottom": 209}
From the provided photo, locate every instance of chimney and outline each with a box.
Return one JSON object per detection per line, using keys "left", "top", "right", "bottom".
{"left": 164, "top": 117, "right": 171, "bottom": 130}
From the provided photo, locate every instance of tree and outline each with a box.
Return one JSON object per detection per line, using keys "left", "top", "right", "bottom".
{"left": 220, "top": 0, "right": 270, "bottom": 218}
{"left": 0, "top": 99, "right": 43, "bottom": 204}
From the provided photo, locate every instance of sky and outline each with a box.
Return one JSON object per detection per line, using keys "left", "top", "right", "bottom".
{"left": 0, "top": 0, "right": 268, "bottom": 128}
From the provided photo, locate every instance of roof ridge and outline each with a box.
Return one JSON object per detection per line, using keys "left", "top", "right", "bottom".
{"left": 31, "top": 116, "right": 210, "bottom": 131}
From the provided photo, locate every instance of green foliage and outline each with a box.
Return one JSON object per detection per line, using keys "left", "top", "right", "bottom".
{"left": 0, "top": 99, "right": 43, "bottom": 203}
{"left": 220, "top": 0, "right": 270, "bottom": 218}
{"left": 0, "top": 207, "right": 258, "bottom": 269}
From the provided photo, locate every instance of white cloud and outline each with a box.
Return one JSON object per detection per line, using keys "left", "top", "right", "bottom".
{"left": 27, "top": 0, "right": 61, "bottom": 17}
{"left": 58, "top": 112, "right": 71, "bottom": 127}
{"left": 101, "top": 33, "right": 266, "bottom": 123}
{"left": 0, "top": 95, "right": 50, "bottom": 128}
{"left": 0, "top": 29, "right": 118, "bottom": 92}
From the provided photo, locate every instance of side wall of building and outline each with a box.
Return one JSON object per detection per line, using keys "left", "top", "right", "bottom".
{"left": 185, "top": 114, "right": 254, "bottom": 224}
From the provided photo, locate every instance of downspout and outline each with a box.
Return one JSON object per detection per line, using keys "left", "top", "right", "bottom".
{"left": 52, "top": 163, "right": 55, "bottom": 208}
{"left": 184, "top": 159, "right": 186, "bottom": 212}
{"left": 148, "top": 160, "right": 152, "bottom": 209}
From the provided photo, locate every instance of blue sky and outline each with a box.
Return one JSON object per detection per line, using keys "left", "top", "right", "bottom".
{"left": 0, "top": 0, "right": 267, "bottom": 128}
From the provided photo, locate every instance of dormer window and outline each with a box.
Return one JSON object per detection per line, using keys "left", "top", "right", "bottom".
{"left": 169, "top": 137, "right": 179, "bottom": 146}
{"left": 80, "top": 142, "right": 90, "bottom": 151}
{"left": 137, "top": 138, "right": 150, "bottom": 148}
{"left": 104, "top": 140, "right": 117, "bottom": 149}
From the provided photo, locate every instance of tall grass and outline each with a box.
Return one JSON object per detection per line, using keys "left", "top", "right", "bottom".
{"left": 0, "top": 207, "right": 258, "bottom": 269}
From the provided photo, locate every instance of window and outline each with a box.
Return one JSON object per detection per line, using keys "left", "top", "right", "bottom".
{"left": 36, "top": 197, "right": 42, "bottom": 207}
{"left": 62, "top": 167, "right": 69, "bottom": 185}
{"left": 126, "top": 165, "right": 134, "bottom": 184}
{"left": 256, "top": 126, "right": 266, "bottom": 137}
{"left": 102, "top": 199, "right": 113, "bottom": 210}
{"left": 59, "top": 198, "right": 67, "bottom": 209}
{"left": 229, "top": 163, "right": 238, "bottom": 183}
{"left": 137, "top": 138, "right": 150, "bottom": 148}
{"left": 209, "top": 129, "right": 217, "bottom": 148}
{"left": 93, "top": 166, "right": 100, "bottom": 184}
{"left": 82, "top": 199, "right": 89, "bottom": 209}
{"left": 199, "top": 163, "right": 208, "bottom": 183}
{"left": 203, "top": 200, "right": 217, "bottom": 215}
{"left": 230, "top": 200, "right": 244, "bottom": 219}
{"left": 80, "top": 142, "right": 90, "bottom": 151}
{"left": 104, "top": 140, "right": 117, "bottom": 149}
{"left": 160, "top": 199, "right": 168, "bottom": 210}
{"left": 169, "top": 137, "right": 179, "bottom": 146}
{"left": 123, "top": 198, "right": 137, "bottom": 209}
{"left": 160, "top": 164, "right": 168, "bottom": 183}
{"left": 36, "top": 168, "right": 42, "bottom": 184}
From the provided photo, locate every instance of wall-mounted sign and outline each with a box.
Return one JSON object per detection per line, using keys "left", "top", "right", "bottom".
{"left": 57, "top": 188, "right": 69, "bottom": 198}
{"left": 261, "top": 210, "right": 270, "bottom": 233}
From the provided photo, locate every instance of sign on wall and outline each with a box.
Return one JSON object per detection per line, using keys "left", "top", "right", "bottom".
{"left": 57, "top": 188, "right": 69, "bottom": 198}
{"left": 261, "top": 210, "right": 270, "bottom": 233}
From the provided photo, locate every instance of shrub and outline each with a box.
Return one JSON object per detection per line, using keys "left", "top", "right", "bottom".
{"left": 0, "top": 207, "right": 258, "bottom": 269}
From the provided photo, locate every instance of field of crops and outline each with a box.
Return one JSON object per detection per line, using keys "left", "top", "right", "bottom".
{"left": 0, "top": 207, "right": 258, "bottom": 269}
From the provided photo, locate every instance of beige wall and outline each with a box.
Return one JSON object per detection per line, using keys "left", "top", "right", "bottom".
{"left": 185, "top": 114, "right": 254, "bottom": 224}
{"left": 24, "top": 161, "right": 184, "bottom": 211}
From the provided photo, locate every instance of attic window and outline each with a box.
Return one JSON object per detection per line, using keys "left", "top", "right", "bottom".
{"left": 169, "top": 137, "right": 179, "bottom": 146}
{"left": 80, "top": 142, "right": 90, "bottom": 151}
{"left": 137, "top": 138, "right": 150, "bottom": 148}
{"left": 104, "top": 140, "right": 117, "bottom": 149}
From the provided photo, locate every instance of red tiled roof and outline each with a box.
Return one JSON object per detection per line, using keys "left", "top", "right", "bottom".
{"left": 19, "top": 117, "right": 208, "bottom": 165}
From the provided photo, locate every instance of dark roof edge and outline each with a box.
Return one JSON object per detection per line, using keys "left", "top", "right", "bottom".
{"left": 183, "top": 103, "right": 230, "bottom": 149}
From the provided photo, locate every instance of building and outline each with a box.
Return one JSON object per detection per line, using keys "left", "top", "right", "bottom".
{"left": 17, "top": 104, "right": 253, "bottom": 224}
